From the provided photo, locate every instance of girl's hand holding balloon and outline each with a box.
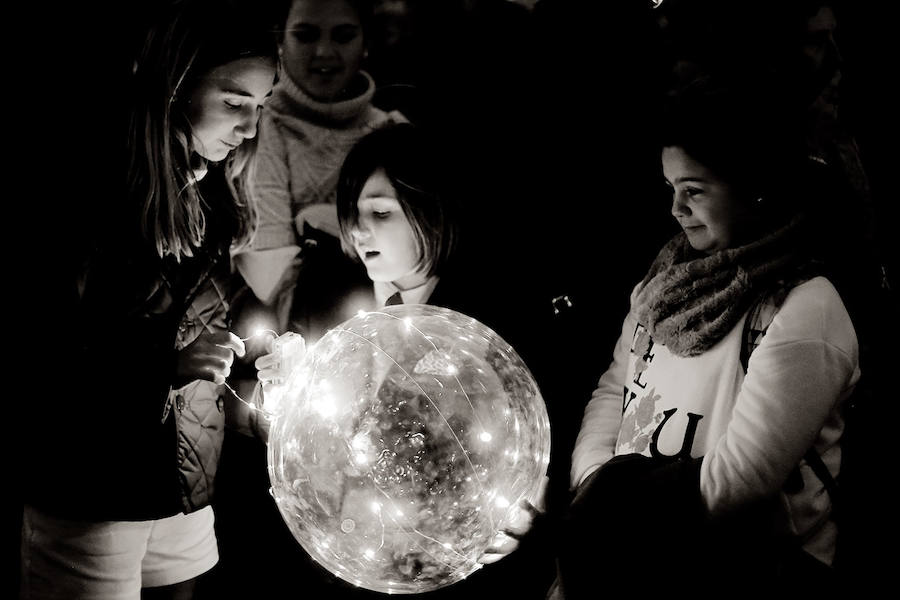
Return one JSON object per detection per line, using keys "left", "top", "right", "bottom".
{"left": 255, "top": 332, "right": 306, "bottom": 410}
{"left": 249, "top": 332, "right": 305, "bottom": 443}
{"left": 479, "top": 474, "right": 549, "bottom": 565}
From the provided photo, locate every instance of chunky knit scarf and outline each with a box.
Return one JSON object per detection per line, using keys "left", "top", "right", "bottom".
{"left": 633, "top": 219, "right": 808, "bottom": 356}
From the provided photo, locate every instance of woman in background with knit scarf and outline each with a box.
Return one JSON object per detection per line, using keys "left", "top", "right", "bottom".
{"left": 230, "top": 0, "right": 405, "bottom": 335}
{"left": 556, "top": 80, "right": 860, "bottom": 597}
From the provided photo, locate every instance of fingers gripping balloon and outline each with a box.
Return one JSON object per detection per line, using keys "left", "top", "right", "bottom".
{"left": 266, "top": 305, "right": 551, "bottom": 594}
{"left": 261, "top": 332, "right": 307, "bottom": 412}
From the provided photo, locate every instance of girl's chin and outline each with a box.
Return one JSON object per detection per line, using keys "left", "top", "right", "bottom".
{"left": 365, "top": 270, "right": 397, "bottom": 285}
{"left": 367, "top": 266, "right": 427, "bottom": 289}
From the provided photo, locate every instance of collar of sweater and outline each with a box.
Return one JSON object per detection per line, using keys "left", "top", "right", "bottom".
{"left": 269, "top": 71, "right": 377, "bottom": 126}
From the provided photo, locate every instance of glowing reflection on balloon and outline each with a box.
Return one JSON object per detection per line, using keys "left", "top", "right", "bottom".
{"left": 267, "top": 305, "right": 550, "bottom": 594}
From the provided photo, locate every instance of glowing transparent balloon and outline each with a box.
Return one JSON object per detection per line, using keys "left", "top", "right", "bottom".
{"left": 267, "top": 305, "right": 551, "bottom": 594}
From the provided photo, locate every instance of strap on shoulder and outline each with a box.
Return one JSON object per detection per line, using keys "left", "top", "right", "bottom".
{"left": 741, "top": 276, "right": 840, "bottom": 509}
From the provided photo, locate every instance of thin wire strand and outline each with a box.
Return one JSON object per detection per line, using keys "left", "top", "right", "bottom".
{"left": 239, "top": 328, "right": 280, "bottom": 342}
{"left": 221, "top": 380, "right": 274, "bottom": 418}
{"left": 218, "top": 328, "right": 281, "bottom": 417}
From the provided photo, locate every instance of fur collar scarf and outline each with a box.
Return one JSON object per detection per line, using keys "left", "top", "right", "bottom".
{"left": 633, "top": 219, "right": 808, "bottom": 356}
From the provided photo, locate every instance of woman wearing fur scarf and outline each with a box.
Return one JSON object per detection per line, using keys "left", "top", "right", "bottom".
{"left": 557, "top": 81, "right": 860, "bottom": 598}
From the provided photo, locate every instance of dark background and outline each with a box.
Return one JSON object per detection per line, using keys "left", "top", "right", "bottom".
{"left": 9, "top": 0, "right": 897, "bottom": 597}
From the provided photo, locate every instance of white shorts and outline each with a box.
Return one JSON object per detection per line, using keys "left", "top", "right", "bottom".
{"left": 20, "top": 504, "right": 218, "bottom": 600}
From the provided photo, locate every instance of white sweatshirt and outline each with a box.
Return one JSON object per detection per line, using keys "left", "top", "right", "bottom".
{"left": 571, "top": 276, "right": 859, "bottom": 564}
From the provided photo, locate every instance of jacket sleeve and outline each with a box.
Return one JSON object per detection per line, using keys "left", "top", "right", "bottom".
{"left": 570, "top": 287, "right": 641, "bottom": 489}
{"left": 701, "top": 278, "right": 860, "bottom": 514}
{"left": 559, "top": 453, "right": 706, "bottom": 593}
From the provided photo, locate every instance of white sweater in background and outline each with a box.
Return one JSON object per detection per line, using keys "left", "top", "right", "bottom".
{"left": 236, "top": 71, "right": 404, "bottom": 303}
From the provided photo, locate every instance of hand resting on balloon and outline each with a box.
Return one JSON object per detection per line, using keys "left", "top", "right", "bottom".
{"left": 478, "top": 474, "right": 549, "bottom": 565}
{"left": 256, "top": 331, "right": 306, "bottom": 387}
{"left": 250, "top": 332, "right": 306, "bottom": 442}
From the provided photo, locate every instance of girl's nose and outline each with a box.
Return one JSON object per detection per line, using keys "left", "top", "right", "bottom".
{"left": 671, "top": 191, "right": 691, "bottom": 218}
{"left": 235, "top": 107, "right": 259, "bottom": 140}
{"left": 313, "top": 40, "right": 338, "bottom": 60}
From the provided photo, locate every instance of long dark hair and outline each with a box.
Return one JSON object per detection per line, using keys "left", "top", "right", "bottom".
{"left": 127, "top": 0, "right": 278, "bottom": 260}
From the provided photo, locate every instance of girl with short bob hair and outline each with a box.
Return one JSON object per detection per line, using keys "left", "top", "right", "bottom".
{"left": 247, "top": 124, "right": 538, "bottom": 593}
{"left": 336, "top": 122, "right": 457, "bottom": 285}
{"left": 231, "top": 0, "right": 406, "bottom": 310}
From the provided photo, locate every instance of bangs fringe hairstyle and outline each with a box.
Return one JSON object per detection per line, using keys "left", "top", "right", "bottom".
{"left": 336, "top": 123, "right": 457, "bottom": 278}
{"left": 128, "top": 0, "right": 278, "bottom": 260}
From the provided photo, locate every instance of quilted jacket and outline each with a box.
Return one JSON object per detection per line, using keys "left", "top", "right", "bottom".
{"left": 167, "top": 267, "right": 230, "bottom": 513}
{"left": 24, "top": 235, "right": 233, "bottom": 521}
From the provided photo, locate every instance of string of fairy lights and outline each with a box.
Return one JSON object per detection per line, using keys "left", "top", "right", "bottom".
{"left": 218, "top": 327, "right": 281, "bottom": 417}
{"left": 209, "top": 308, "right": 549, "bottom": 593}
